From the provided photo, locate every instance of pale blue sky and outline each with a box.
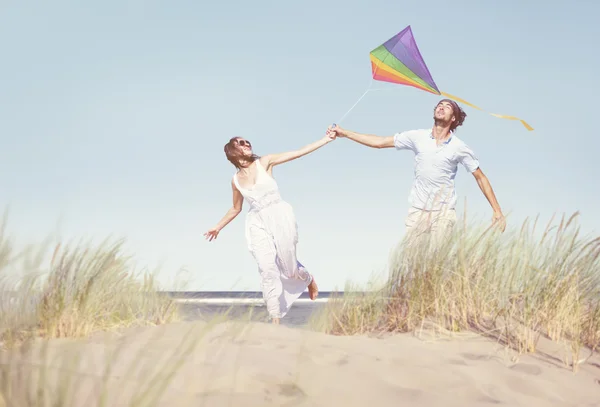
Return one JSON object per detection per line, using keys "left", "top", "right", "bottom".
{"left": 1, "top": 1, "right": 599, "bottom": 291}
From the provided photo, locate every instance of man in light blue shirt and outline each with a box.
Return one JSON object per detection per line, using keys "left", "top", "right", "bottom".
{"left": 328, "top": 99, "right": 506, "bottom": 238}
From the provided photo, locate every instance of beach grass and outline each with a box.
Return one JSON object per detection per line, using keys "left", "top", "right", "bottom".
{"left": 1, "top": 210, "right": 599, "bottom": 405}
{"left": 0, "top": 212, "right": 271, "bottom": 406}
{"left": 309, "top": 211, "right": 600, "bottom": 371}
{"left": 0, "top": 216, "right": 179, "bottom": 349}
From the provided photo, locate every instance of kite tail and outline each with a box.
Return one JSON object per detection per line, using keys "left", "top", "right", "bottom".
{"left": 440, "top": 91, "right": 534, "bottom": 131}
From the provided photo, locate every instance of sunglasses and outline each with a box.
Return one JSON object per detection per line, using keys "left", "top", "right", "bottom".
{"left": 237, "top": 139, "right": 252, "bottom": 147}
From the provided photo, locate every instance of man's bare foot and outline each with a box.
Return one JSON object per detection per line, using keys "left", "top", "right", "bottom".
{"left": 272, "top": 318, "right": 280, "bottom": 324}
{"left": 308, "top": 278, "right": 318, "bottom": 300}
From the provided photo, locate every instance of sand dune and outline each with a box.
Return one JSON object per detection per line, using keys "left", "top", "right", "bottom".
{"left": 2, "top": 321, "right": 600, "bottom": 406}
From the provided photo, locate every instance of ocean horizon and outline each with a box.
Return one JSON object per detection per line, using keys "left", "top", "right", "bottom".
{"left": 161, "top": 290, "right": 345, "bottom": 304}
{"left": 0, "top": 291, "right": 354, "bottom": 327}
{"left": 163, "top": 291, "right": 352, "bottom": 327}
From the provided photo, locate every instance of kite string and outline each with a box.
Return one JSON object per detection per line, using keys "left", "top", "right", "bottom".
{"left": 334, "top": 76, "right": 375, "bottom": 126}
{"left": 331, "top": 57, "right": 391, "bottom": 126}
{"left": 335, "top": 87, "right": 371, "bottom": 125}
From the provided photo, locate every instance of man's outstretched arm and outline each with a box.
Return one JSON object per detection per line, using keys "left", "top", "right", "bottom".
{"left": 329, "top": 125, "right": 395, "bottom": 149}
{"left": 472, "top": 168, "right": 506, "bottom": 232}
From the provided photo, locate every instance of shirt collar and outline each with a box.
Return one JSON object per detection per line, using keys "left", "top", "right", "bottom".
{"left": 430, "top": 130, "right": 453, "bottom": 144}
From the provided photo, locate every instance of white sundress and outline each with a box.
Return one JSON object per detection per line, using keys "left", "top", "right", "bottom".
{"left": 233, "top": 159, "right": 313, "bottom": 319}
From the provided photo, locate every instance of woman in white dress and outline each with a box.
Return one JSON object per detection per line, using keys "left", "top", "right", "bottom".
{"left": 204, "top": 132, "right": 336, "bottom": 324}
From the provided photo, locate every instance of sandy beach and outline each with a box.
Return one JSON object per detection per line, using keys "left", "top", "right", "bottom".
{"left": 2, "top": 320, "right": 599, "bottom": 407}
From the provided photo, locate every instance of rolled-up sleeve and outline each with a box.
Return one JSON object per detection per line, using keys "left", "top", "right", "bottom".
{"left": 393, "top": 131, "right": 416, "bottom": 151}
{"left": 458, "top": 143, "right": 480, "bottom": 173}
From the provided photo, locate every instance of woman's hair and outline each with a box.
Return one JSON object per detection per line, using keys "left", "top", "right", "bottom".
{"left": 224, "top": 137, "right": 260, "bottom": 169}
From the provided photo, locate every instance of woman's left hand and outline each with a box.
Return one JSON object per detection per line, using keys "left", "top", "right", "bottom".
{"left": 204, "top": 227, "right": 220, "bottom": 241}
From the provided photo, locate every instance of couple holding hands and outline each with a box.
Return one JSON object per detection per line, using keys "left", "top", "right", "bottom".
{"left": 204, "top": 99, "right": 506, "bottom": 323}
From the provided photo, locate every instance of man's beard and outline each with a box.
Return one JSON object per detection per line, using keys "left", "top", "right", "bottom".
{"left": 434, "top": 115, "right": 451, "bottom": 127}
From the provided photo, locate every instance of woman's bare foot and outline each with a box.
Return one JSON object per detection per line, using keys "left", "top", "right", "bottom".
{"left": 272, "top": 318, "right": 280, "bottom": 324}
{"left": 308, "top": 278, "right": 318, "bottom": 300}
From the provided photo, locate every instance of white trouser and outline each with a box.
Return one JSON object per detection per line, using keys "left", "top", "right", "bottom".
{"left": 404, "top": 206, "right": 457, "bottom": 242}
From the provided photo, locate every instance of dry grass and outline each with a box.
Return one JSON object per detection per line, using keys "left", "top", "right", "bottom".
{"left": 0, "top": 317, "right": 248, "bottom": 407}
{"left": 310, "top": 212, "right": 600, "bottom": 372}
{"left": 0, "top": 212, "right": 267, "bottom": 406}
{"left": 0, "top": 208, "right": 598, "bottom": 405}
{"left": 0, "top": 215, "right": 179, "bottom": 349}
{"left": 0, "top": 212, "right": 207, "bottom": 406}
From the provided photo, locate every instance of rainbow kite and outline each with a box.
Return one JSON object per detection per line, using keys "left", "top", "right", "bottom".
{"left": 369, "top": 26, "right": 533, "bottom": 131}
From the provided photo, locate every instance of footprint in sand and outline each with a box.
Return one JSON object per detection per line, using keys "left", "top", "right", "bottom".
{"left": 277, "top": 382, "right": 307, "bottom": 403}
{"left": 335, "top": 355, "right": 349, "bottom": 366}
{"left": 475, "top": 384, "right": 504, "bottom": 405}
{"left": 477, "top": 395, "right": 502, "bottom": 404}
{"left": 509, "top": 363, "right": 542, "bottom": 376}
{"left": 505, "top": 377, "right": 545, "bottom": 398}
{"left": 232, "top": 339, "right": 263, "bottom": 346}
{"left": 448, "top": 358, "right": 468, "bottom": 366}
{"left": 461, "top": 352, "right": 491, "bottom": 361}
{"left": 392, "top": 386, "right": 422, "bottom": 401}
{"left": 306, "top": 346, "right": 350, "bottom": 366}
